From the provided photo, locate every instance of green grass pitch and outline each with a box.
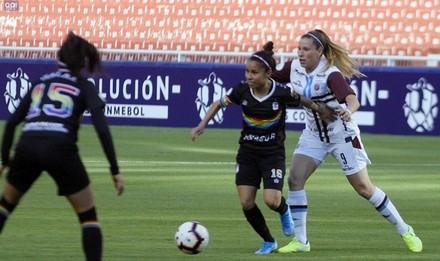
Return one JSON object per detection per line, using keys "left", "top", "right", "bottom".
{"left": 0, "top": 122, "right": 438, "bottom": 260}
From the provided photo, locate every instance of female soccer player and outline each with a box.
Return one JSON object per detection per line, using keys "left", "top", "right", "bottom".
{"left": 271, "top": 29, "right": 422, "bottom": 253}
{"left": 191, "top": 41, "right": 336, "bottom": 255}
{"left": 0, "top": 32, "right": 124, "bottom": 260}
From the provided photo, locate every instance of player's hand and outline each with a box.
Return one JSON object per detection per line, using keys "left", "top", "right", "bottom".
{"left": 190, "top": 126, "right": 205, "bottom": 141}
{"left": 318, "top": 104, "right": 338, "bottom": 124}
{"left": 112, "top": 174, "right": 124, "bottom": 196}
{"left": 336, "top": 108, "right": 352, "bottom": 122}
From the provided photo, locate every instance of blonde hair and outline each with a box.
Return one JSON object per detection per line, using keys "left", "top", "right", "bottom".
{"left": 303, "top": 29, "right": 366, "bottom": 79}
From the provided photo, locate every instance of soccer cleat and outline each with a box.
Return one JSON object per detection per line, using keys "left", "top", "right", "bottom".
{"left": 402, "top": 226, "right": 423, "bottom": 252}
{"left": 255, "top": 240, "right": 278, "bottom": 255}
{"left": 279, "top": 208, "right": 294, "bottom": 236}
{"left": 277, "top": 237, "right": 310, "bottom": 253}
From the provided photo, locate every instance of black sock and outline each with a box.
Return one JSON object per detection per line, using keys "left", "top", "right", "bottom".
{"left": 78, "top": 207, "right": 102, "bottom": 261}
{"left": 243, "top": 205, "right": 274, "bottom": 242}
{"left": 274, "top": 196, "right": 288, "bottom": 214}
{"left": 0, "top": 197, "right": 17, "bottom": 233}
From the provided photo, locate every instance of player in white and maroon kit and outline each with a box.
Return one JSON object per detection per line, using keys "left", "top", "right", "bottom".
{"left": 271, "top": 29, "right": 422, "bottom": 253}
{"left": 191, "top": 42, "right": 335, "bottom": 255}
{"left": 0, "top": 32, "right": 124, "bottom": 261}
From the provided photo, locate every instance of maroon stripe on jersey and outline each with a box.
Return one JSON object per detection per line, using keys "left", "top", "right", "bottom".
{"left": 351, "top": 136, "right": 362, "bottom": 149}
{"left": 321, "top": 121, "right": 330, "bottom": 142}
{"left": 313, "top": 110, "right": 330, "bottom": 143}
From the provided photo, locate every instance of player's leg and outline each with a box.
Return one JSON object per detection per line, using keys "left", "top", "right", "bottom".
{"left": 0, "top": 147, "right": 42, "bottom": 234}
{"left": 236, "top": 148, "right": 277, "bottom": 254}
{"left": 336, "top": 139, "right": 405, "bottom": 226}
{"left": 262, "top": 188, "right": 293, "bottom": 237}
{"left": 237, "top": 185, "right": 277, "bottom": 254}
{"left": 260, "top": 151, "right": 293, "bottom": 237}
{"left": 67, "top": 184, "right": 102, "bottom": 261}
{"left": 347, "top": 169, "right": 423, "bottom": 252}
{"left": 0, "top": 182, "right": 23, "bottom": 233}
{"left": 278, "top": 153, "right": 315, "bottom": 253}
{"left": 50, "top": 148, "right": 102, "bottom": 261}
{"left": 347, "top": 168, "right": 404, "bottom": 224}
{"left": 338, "top": 136, "right": 422, "bottom": 252}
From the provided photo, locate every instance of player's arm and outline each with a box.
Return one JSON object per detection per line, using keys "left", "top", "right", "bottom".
{"left": 1, "top": 119, "right": 20, "bottom": 172}
{"left": 191, "top": 100, "right": 222, "bottom": 141}
{"left": 327, "top": 72, "right": 359, "bottom": 122}
{"left": 338, "top": 94, "right": 359, "bottom": 122}
{"left": 300, "top": 95, "right": 337, "bottom": 123}
{"left": 1, "top": 90, "right": 32, "bottom": 175}
{"left": 89, "top": 107, "right": 124, "bottom": 195}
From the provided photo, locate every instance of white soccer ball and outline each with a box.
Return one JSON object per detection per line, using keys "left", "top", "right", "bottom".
{"left": 175, "top": 221, "right": 209, "bottom": 254}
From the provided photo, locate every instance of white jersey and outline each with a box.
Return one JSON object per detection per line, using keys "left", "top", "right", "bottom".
{"left": 288, "top": 59, "right": 360, "bottom": 143}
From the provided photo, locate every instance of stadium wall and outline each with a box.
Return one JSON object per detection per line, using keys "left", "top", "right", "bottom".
{"left": 1, "top": 58, "right": 439, "bottom": 136}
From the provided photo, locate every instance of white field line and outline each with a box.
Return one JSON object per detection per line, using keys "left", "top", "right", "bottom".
{"left": 84, "top": 160, "right": 440, "bottom": 167}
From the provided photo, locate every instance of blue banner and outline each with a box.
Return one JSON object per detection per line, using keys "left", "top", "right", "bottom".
{"left": 1, "top": 59, "right": 439, "bottom": 136}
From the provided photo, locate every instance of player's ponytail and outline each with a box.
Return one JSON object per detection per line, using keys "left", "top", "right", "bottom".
{"left": 57, "top": 31, "right": 102, "bottom": 76}
{"left": 249, "top": 41, "right": 276, "bottom": 71}
{"left": 304, "top": 29, "right": 365, "bottom": 79}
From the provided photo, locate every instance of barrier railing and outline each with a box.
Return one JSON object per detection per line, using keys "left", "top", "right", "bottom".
{"left": 1, "top": 46, "right": 439, "bottom": 67}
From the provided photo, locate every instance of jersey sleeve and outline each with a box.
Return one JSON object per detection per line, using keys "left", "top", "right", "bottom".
{"left": 85, "top": 81, "right": 119, "bottom": 175}
{"left": 90, "top": 109, "right": 120, "bottom": 175}
{"left": 271, "top": 61, "right": 293, "bottom": 83}
{"left": 220, "top": 82, "right": 245, "bottom": 108}
{"left": 327, "top": 72, "right": 356, "bottom": 103}
{"left": 83, "top": 80, "right": 105, "bottom": 111}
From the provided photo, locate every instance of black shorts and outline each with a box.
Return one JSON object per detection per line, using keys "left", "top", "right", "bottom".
{"left": 235, "top": 146, "right": 286, "bottom": 191}
{"left": 6, "top": 136, "right": 90, "bottom": 196}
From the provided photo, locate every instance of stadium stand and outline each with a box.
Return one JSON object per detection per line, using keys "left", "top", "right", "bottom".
{"left": 0, "top": 0, "right": 439, "bottom": 63}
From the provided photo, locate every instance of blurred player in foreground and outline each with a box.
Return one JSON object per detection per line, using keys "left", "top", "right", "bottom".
{"left": 0, "top": 32, "right": 124, "bottom": 261}
{"left": 191, "top": 41, "right": 336, "bottom": 255}
{"left": 271, "top": 29, "right": 422, "bottom": 253}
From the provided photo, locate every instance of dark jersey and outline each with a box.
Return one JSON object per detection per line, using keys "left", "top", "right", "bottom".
{"left": 220, "top": 79, "right": 301, "bottom": 150}
{"left": 1, "top": 68, "right": 119, "bottom": 174}
{"left": 17, "top": 69, "right": 104, "bottom": 141}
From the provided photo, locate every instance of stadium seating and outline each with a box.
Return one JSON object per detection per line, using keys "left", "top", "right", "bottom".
{"left": 1, "top": 0, "right": 439, "bottom": 57}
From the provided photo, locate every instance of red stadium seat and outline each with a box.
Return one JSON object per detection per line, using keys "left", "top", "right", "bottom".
{"left": 2, "top": 0, "right": 438, "bottom": 57}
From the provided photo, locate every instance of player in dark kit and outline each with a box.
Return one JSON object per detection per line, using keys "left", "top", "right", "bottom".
{"left": 0, "top": 32, "right": 124, "bottom": 261}
{"left": 191, "top": 42, "right": 336, "bottom": 255}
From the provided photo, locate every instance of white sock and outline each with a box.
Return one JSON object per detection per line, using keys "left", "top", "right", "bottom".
{"left": 368, "top": 187, "right": 409, "bottom": 235}
{"left": 288, "top": 190, "right": 308, "bottom": 243}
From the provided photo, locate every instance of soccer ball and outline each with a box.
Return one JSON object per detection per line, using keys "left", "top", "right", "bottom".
{"left": 175, "top": 221, "right": 209, "bottom": 254}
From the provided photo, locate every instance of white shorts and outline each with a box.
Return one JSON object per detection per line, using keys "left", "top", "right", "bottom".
{"left": 293, "top": 132, "right": 371, "bottom": 176}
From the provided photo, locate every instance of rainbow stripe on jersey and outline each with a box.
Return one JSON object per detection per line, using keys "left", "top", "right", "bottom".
{"left": 220, "top": 95, "right": 232, "bottom": 108}
{"left": 243, "top": 110, "right": 282, "bottom": 129}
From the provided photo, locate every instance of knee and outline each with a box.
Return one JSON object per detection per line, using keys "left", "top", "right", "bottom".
{"left": 263, "top": 196, "right": 281, "bottom": 210}
{"left": 2, "top": 182, "right": 24, "bottom": 205}
{"left": 287, "top": 174, "right": 296, "bottom": 187}
{"left": 0, "top": 196, "right": 17, "bottom": 214}
{"left": 354, "top": 184, "right": 375, "bottom": 199}
{"left": 287, "top": 173, "right": 304, "bottom": 190}
{"left": 240, "top": 199, "right": 255, "bottom": 211}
